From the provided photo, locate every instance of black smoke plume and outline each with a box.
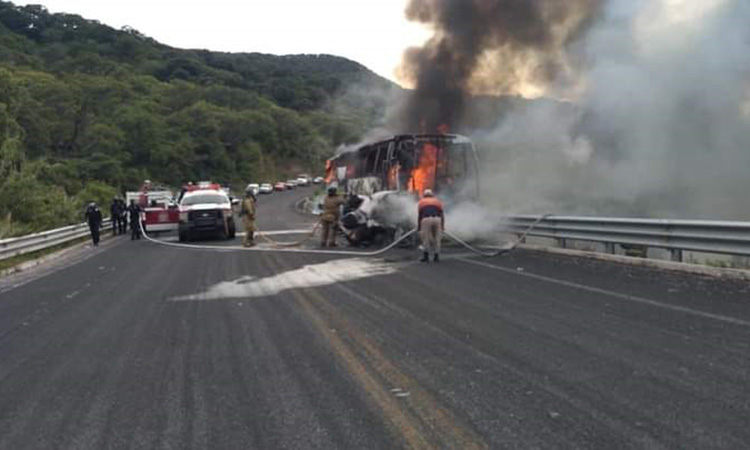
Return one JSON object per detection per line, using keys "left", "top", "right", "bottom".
{"left": 398, "top": 0, "right": 601, "bottom": 133}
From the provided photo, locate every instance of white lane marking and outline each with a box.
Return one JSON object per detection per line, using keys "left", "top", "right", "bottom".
{"left": 458, "top": 258, "right": 750, "bottom": 329}
{"left": 171, "top": 258, "right": 398, "bottom": 301}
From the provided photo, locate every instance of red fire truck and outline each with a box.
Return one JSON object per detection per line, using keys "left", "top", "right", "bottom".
{"left": 125, "top": 181, "right": 180, "bottom": 235}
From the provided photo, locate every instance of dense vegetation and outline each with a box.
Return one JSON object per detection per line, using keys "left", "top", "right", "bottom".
{"left": 0, "top": 1, "right": 393, "bottom": 236}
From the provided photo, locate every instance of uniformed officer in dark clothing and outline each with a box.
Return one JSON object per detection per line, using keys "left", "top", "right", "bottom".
{"left": 84, "top": 202, "right": 103, "bottom": 247}
{"left": 127, "top": 200, "right": 143, "bottom": 240}
{"left": 110, "top": 197, "right": 123, "bottom": 235}
{"left": 118, "top": 199, "right": 128, "bottom": 234}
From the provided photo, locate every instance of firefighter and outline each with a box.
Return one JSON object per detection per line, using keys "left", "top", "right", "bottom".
{"left": 127, "top": 199, "right": 143, "bottom": 240}
{"left": 320, "top": 185, "right": 345, "bottom": 247}
{"left": 241, "top": 187, "right": 257, "bottom": 247}
{"left": 84, "top": 202, "right": 103, "bottom": 247}
{"left": 109, "top": 197, "right": 122, "bottom": 236}
{"left": 417, "top": 189, "right": 444, "bottom": 263}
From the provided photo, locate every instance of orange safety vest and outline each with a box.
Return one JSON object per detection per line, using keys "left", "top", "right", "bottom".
{"left": 418, "top": 197, "right": 444, "bottom": 218}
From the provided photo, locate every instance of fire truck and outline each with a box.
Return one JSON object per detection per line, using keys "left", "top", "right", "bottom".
{"left": 178, "top": 182, "right": 237, "bottom": 241}
{"left": 125, "top": 181, "right": 179, "bottom": 235}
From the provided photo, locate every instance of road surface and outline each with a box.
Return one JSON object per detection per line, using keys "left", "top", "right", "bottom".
{"left": 1, "top": 187, "right": 749, "bottom": 449}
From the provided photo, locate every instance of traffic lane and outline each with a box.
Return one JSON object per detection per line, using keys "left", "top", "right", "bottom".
{"left": 0, "top": 241, "right": 406, "bottom": 449}
{"left": 282, "top": 252, "right": 750, "bottom": 449}
{"left": 458, "top": 248, "right": 750, "bottom": 326}
{"left": 2, "top": 238, "right": 748, "bottom": 448}
{"left": 4, "top": 186, "right": 750, "bottom": 449}
{"left": 254, "top": 185, "right": 317, "bottom": 231}
{"left": 0, "top": 236, "right": 127, "bottom": 343}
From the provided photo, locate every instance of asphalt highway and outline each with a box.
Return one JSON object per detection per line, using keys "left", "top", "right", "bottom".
{"left": 0, "top": 187, "right": 749, "bottom": 449}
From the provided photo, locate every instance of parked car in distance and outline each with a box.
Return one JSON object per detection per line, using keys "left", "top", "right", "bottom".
{"left": 285, "top": 180, "right": 297, "bottom": 189}
{"left": 246, "top": 183, "right": 260, "bottom": 196}
{"left": 259, "top": 183, "right": 273, "bottom": 194}
{"left": 296, "top": 174, "right": 310, "bottom": 186}
{"left": 312, "top": 176, "right": 324, "bottom": 184}
{"left": 274, "top": 181, "right": 287, "bottom": 191}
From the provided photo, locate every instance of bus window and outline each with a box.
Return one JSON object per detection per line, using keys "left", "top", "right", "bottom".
{"left": 372, "top": 144, "right": 386, "bottom": 175}
{"left": 365, "top": 146, "right": 380, "bottom": 175}
{"left": 448, "top": 144, "right": 468, "bottom": 180}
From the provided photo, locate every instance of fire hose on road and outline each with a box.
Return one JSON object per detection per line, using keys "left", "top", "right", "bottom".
{"left": 256, "top": 221, "right": 322, "bottom": 248}
{"left": 137, "top": 214, "right": 550, "bottom": 258}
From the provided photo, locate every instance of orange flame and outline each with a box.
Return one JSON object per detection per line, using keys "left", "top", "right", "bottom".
{"left": 409, "top": 143, "right": 437, "bottom": 195}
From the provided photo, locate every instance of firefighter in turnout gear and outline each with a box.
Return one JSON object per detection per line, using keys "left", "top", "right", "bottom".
{"left": 417, "top": 189, "right": 444, "bottom": 263}
{"left": 241, "top": 187, "right": 257, "bottom": 247}
{"left": 320, "top": 185, "right": 344, "bottom": 247}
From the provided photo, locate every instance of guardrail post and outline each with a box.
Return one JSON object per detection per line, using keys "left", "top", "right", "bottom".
{"left": 604, "top": 242, "right": 615, "bottom": 254}
{"left": 670, "top": 249, "right": 683, "bottom": 263}
{"left": 557, "top": 238, "right": 567, "bottom": 249}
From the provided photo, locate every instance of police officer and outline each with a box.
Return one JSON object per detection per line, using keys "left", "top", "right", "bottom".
{"left": 417, "top": 189, "right": 444, "bottom": 262}
{"left": 127, "top": 199, "right": 142, "bottom": 240}
{"left": 109, "top": 197, "right": 122, "bottom": 236}
{"left": 84, "top": 202, "right": 103, "bottom": 247}
{"left": 117, "top": 198, "right": 128, "bottom": 234}
{"left": 241, "top": 187, "right": 257, "bottom": 247}
{"left": 320, "top": 185, "right": 344, "bottom": 248}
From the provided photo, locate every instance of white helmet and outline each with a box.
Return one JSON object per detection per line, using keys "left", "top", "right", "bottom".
{"left": 423, "top": 189, "right": 434, "bottom": 197}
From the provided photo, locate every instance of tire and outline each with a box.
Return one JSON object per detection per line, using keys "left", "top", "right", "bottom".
{"left": 228, "top": 221, "right": 236, "bottom": 239}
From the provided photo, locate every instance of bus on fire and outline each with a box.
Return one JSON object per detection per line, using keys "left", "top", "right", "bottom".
{"left": 324, "top": 134, "right": 480, "bottom": 246}
{"left": 325, "top": 133, "right": 479, "bottom": 200}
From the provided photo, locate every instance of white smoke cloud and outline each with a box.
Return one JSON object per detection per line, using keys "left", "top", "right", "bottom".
{"left": 475, "top": 0, "right": 750, "bottom": 219}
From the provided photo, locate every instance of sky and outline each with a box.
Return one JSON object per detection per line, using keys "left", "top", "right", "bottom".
{"left": 15, "top": 0, "right": 432, "bottom": 84}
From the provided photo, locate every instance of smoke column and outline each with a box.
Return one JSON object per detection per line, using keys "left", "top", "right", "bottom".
{"left": 398, "top": 0, "right": 750, "bottom": 219}
{"left": 398, "top": 0, "right": 601, "bottom": 132}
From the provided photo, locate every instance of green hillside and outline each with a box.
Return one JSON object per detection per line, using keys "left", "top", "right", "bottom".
{"left": 0, "top": 1, "right": 393, "bottom": 235}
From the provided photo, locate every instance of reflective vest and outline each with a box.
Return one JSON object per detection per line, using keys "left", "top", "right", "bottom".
{"left": 418, "top": 197, "right": 444, "bottom": 218}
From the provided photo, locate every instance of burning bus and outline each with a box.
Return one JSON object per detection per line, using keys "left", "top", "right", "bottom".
{"left": 325, "top": 133, "right": 479, "bottom": 199}
{"left": 324, "top": 134, "right": 480, "bottom": 246}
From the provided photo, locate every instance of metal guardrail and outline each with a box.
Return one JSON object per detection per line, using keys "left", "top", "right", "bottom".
{"left": 0, "top": 219, "right": 112, "bottom": 262}
{"left": 505, "top": 215, "right": 750, "bottom": 262}
{"left": 3, "top": 213, "right": 750, "bottom": 264}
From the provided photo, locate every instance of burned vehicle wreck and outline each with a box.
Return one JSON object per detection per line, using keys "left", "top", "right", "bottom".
{"left": 338, "top": 191, "right": 417, "bottom": 247}
{"left": 325, "top": 134, "right": 479, "bottom": 246}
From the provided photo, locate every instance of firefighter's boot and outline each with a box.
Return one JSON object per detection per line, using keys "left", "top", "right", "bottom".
{"left": 420, "top": 252, "right": 429, "bottom": 263}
